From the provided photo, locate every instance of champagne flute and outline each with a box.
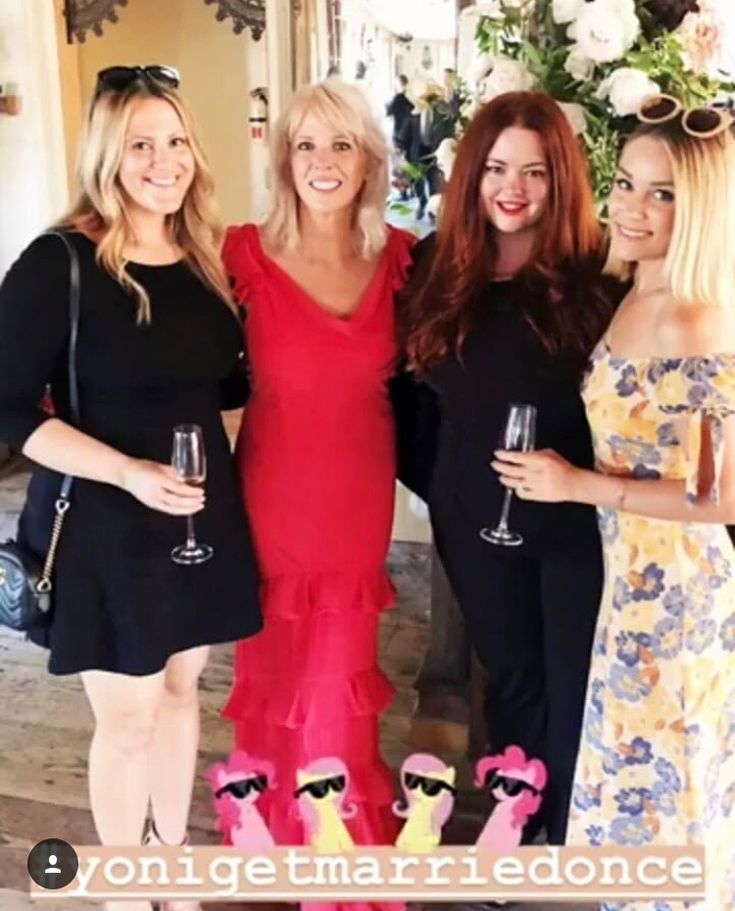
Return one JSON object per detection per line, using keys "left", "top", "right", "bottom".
{"left": 171, "top": 424, "right": 213, "bottom": 565}
{"left": 480, "top": 403, "right": 537, "bottom": 547}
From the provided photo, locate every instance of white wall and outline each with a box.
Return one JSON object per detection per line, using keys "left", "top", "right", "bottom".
{"left": 0, "top": 0, "right": 68, "bottom": 275}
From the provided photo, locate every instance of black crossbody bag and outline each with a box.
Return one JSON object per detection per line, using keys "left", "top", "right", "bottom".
{"left": 0, "top": 232, "right": 81, "bottom": 631}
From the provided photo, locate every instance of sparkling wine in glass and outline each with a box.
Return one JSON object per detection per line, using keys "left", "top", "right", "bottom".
{"left": 480, "top": 403, "right": 537, "bottom": 547}
{"left": 171, "top": 424, "right": 213, "bottom": 565}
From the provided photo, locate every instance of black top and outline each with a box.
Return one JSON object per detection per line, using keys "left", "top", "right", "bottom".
{"left": 0, "top": 232, "right": 261, "bottom": 675}
{"left": 395, "top": 234, "right": 602, "bottom": 558}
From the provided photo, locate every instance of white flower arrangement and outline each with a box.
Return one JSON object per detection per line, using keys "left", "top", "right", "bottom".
{"left": 451, "top": 0, "right": 734, "bottom": 205}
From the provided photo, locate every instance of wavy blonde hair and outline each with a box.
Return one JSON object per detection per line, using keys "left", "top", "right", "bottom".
{"left": 607, "top": 120, "right": 735, "bottom": 309}
{"left": 262, "top": 78, "right": 389, "bottom": 259}
{"left": 60, "top": 78, "right": 233, "bottom": 323}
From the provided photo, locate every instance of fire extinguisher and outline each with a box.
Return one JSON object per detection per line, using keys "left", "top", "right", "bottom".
{"left": 249, "top": 87, "right": 268, "bottom": 142}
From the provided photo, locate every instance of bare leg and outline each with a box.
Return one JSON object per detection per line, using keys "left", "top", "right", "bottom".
{"left": 148, "top": 646, "right": 209, "bottom": 911}
{"left": 82, "top": 668, "right": 164, "bottom": 911}
{"left": 149, "top": 645, "right": 209, "bottom": 844}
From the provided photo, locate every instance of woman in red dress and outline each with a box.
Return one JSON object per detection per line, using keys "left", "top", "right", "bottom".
{"left": 221, "top": 79, "right": 415, "bottom": 870}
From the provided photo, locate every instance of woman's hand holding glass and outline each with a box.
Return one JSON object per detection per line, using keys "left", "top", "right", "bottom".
{"left": 118, "top": 458, "right": 205, "bottom": 515}
{"left": 492, "top": 447, "right": 578, "bottom": 503}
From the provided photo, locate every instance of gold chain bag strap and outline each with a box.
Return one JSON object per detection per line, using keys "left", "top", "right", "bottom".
{"left": 0, "top": 231, "right": 80, "bottom": 631}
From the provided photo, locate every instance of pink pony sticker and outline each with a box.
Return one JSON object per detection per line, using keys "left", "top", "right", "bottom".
{"left": 206, "top": 750, "right": 276, "bottom": 850}
{"left": 474, "top": 745, "right": 547, "bottom": 850}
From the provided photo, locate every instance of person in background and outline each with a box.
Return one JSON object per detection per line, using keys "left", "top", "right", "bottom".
{"left": 0, "top": 65, "right": 262, "bottom": 911}
{"left": 386, "top": 74, "right": 414, "bottom": 149}
{"left": 221, "top": 79, "right": 415, "bottom": 910}
{"left": 397, "top": 91, "right": 622, "bottom": 846}
{"left": 494, "top": 97, "right": 735, "bottom": 910}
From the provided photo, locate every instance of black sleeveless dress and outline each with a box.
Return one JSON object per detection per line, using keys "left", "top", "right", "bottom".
{"left": 0, "top": 232, "right": 262, "bottom": 675}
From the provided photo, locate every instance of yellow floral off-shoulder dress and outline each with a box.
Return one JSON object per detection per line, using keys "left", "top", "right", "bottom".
{"left": 568, "top": 340, "right": 735, "bottom": 911}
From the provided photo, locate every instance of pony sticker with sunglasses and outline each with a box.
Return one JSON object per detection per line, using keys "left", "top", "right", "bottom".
{"left": 206, "top": 750, "right": 276, "bottom": 851}
{"left": 474, "top": 745, "right": 547, "bottom": 850}
{"left": 393, "top": 753, "right": 457, "bottom": 853}
{"left": 294, "top": 757, "right": 357, "bottom": 853}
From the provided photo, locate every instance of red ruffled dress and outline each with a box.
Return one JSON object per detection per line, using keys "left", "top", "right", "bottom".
{"left": 221, "top": 224, "right": 415, "bottom": 869}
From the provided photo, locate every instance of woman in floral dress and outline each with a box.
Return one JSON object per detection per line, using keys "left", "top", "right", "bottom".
{"left": 493, "top": 101, "right": 735, "bottom": 910}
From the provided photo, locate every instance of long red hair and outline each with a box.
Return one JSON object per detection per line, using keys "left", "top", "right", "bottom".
{"left": 402, "top": 91, "right": 612, "bottom": 377}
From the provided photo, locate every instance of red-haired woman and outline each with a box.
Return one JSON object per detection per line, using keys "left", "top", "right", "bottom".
{"left": 398, "top": 91, "right": 622, "bottom": 844}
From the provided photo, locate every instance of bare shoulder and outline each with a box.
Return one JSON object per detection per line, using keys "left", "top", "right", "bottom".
{"left": 657, "top": 300, "right": 735, "bottom": 357}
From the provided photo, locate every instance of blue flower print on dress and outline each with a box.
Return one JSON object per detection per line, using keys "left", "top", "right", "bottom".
{"left": 704, "top": 545, "right": 732, "bottom": 586}
{"left": 651, "top": 780, "right": 677, "bottom": 816}
{"left": 631, "top": 463, "right": 661, "bottom": 480}
{"left": 685, "top": 618, "right": 717, "bottom": 654}
{"left": 615, "top": 364, "right": 640, "bottom": 396}
{"left": 572, "top": 350, "right": 735, "bottom": 911}
{"left": 615, "top": 631, "right": 652, "bottom": 667}
{"left": 685, "top": 573, "right": 716, "bottom": 618}
{"left": 622, "top": 736, "right": 654, "bottom": 766}
{"left": 647, "top": 358, "right": 681, "bottom": 383}
{"left": 599, "top": 508, "right": 619, "bottom": 544}
{"left": 630, "top": 562, "right": 665, "bottom": 602}
{"left": 683, "top": 724, "right": 702, "bottom": 760}
{"left": 609, "top": 815, "right": 654, "bottom": 845}
{"left": 721, "top": 612, "right": 735, "bottom": 651}
{"left": 609, "top": 663, "right": 653, "bottom": 702}
{"left": 654, "top": 757, "right": 682, "bottom": 792}
{"left": 601, "top": 746, "right": 626, "bottom": 775}
{"left": 615, "top": 787, "right": 653, "bottom": 816}
{"left": 612, "top": 577, "right": 632, "bottom": 612}
{"left": 656, "top": 422, "right": 678, "bottom": 447}
{"left": 573, "top": 782, "right": 602, "bottom": 811}
{"left": 663, "top": 585, "right": 686, "bottom": 618}
{"left": 651, "top": 615, "right": 682, "bottom": 659}
{"left": 586, "top": 824, "right": 605, "bottom": 847}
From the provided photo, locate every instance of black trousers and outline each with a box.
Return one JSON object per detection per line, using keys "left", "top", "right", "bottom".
{"left": 434, "top": 516, "right": 603, "bottom": 844}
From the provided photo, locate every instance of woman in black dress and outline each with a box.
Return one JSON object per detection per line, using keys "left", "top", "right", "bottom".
{"left": 0, "top": 67, "right": 261, "bottom": 911}
{"left": 398, "top": 91, "right": 621, "bottom": 845}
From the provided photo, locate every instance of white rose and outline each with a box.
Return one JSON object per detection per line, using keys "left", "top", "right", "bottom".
{"left": 557, "top": 101, "right": 587, "bottom": 134}
{"left": 564, "top": 46, "right": 595, "bottom": 79}
{"left": 435, "top": 138, "right": 458, "bottom": 181}
{"left": 467, "top": 0, "right": 505, "bottom": 18}
{"left": 480, "top": 57, "right": 535, "bottom": 101}
{"left": 552, "top": 0, "right": 585, "bottom": 25}
{"left": 597, "top": 67, "right": 660, "bottom": 116}
{"left": 568, "top": 0, "right": 640, "bottom": 63}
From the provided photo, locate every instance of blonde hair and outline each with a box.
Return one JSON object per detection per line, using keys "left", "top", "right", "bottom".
{"left": 60, "top": 79, "right": 233, "bottom": 323}
{"left": 262, "top": 78, "right": 389, "bottom": 259}
{"left": 606, "top": 121, "right": 735, "bottom": 309}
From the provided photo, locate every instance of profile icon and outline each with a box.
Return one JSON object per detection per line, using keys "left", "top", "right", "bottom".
{"left": 44, "top": 854, "right": 61, "bottom": 874}
{"left": 27, "top": 839, "right": 78, "bottom": 890}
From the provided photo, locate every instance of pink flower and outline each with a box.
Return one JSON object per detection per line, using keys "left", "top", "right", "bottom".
{"left": 676, "top": 9, "right": 724, "bottom": 77}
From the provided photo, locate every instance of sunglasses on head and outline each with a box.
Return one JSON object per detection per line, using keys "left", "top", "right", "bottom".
{"left": 484, "top": 770, "right": 540, "bottom": 798}
{"left": 294, "top": 774, "right": 346, "bottom": 799}
{"left": 638, "top": 94, "right": 732, "bottom": 139}
{"left": 214, "top": 774, "right": 268, "bottom": 800}
{"left": 95, "top": 65, "right": 180, "bottom": 98}
{"left": 404, "top": 771, "right": 457, "bottom": 797}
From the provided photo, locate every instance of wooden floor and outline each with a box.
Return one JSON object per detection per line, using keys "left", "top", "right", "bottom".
{"left": 0, "top": 457, "right": 594, "bottom": 910}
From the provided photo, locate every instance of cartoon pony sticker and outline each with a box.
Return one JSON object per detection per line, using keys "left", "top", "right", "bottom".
{"left": 294, "top": 757, "right": 357, "bottom": 853}
{"left": 474, "top": 745, "right": 547, "bottom": 850}
{"left": 206, "top": 750, "right": 276, "bottom": 851}
{"left": 393, "top": 752, "right": 456, "bottom": 853}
